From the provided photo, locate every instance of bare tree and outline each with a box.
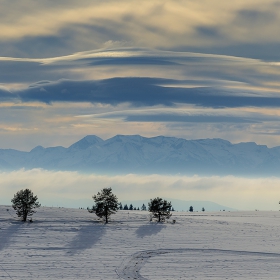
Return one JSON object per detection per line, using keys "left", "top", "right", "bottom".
{"left": 11, "top": 189, "right": 41, "bottom": 222}
{"left": 88, "top": 188, "right": 118, "bottom": 223}
{"left": 148, "top": 197, "right": 172, "bottom": 222}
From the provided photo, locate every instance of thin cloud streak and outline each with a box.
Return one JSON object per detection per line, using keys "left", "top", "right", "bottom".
{"left": 10, "top": 78, "right": 280, "bottom": 108}
{"left": 79, "top": 106, "right": 280, "bottom": 124}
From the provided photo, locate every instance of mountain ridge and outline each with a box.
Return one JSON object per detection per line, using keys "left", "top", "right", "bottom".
{"left": 0, "top": 134, "right": 279, "bottom": 176}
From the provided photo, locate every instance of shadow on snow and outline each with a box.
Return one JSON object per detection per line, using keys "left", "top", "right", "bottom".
{"left": 135, "top": 223, "right": 166, "bottom": 238}
{"left": 67, "top": 223, "right": 106, "bottom": 255}
{"left": 0, "top": 222, "right": 23, "bottom": 251}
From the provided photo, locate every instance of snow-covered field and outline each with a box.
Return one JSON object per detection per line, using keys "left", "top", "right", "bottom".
{"left": 1, "top": 206, "right": 280, "bottom": 279}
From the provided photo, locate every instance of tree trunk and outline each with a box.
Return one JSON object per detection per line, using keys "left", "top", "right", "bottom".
{"left": 105, "top": 207, "right": 108, "bottom": 223}
{"left": 158, "top": 213, "right": 161, "bottom": 222}
{"left": 23, "top": 210, "right": 27, "bottom": 222}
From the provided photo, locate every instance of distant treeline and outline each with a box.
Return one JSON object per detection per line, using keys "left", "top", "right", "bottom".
{"left": 118, "top": 202, "right": 175, "bottom": 211}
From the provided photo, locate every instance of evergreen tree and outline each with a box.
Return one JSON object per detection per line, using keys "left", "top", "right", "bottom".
{"left": 11, "top": 189, "right": 41, "bottom": 222}
{"left": 137, "top": 207, "right": 140, "bottom": 210}
{"left": 119, "top": 202, "right": 123, "bottom": 210}
{"left": 171, "top": 207, "right": 175, "bottom": 211}
{"left": 141, "top": 203, "right": 147, "bottom": 211}
{"left": 202, "top": 207, "right": 205, "bottom": 212}
{"left": 123, "top": 204, "right": 128, "bottom": 210}
{"left": 88, "top": 188, "right": 118, "bottom": 223}
{"left": 129, "top": 204, "right": 133, "bottom": 210}
{"left": 148, "top": 197, "right": 172, "bottom": 222}
{"left": 189, "top": 206, "right": 194, "bottom": 212}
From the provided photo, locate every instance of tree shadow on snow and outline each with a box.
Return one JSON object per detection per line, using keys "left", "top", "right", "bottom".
{"left": 0, "top": 222, "right": 23, "bottom": 251}
{"left": 135, "top": 224, "right": 166, "bottom": 238}
{"left": 67, "top": 223, "right": 106, "bottom": 255}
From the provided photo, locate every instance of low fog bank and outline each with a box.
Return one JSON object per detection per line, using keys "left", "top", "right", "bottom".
{"left": 1, "top": 169, "right": 279, "bottom": 211}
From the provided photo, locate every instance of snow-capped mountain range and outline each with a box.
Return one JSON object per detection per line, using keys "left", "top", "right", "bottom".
{"left": 1, "top": 135, "right": 280, "bottom": 176}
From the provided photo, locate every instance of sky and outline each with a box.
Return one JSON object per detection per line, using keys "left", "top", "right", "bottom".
{"left": 2, "top": 0, "right": 280, "bottom": 210}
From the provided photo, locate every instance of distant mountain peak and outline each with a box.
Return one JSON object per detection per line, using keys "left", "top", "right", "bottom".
{"left": 106, "top": 134, "right": 146, "bottom": 144}
{"left": 69, "top": 135, "right": 104, "bottom": 150}
{"left": 196, "top": 138, "right": 232, "bottom": 145}
{"left": 30, "top": 145, "right": 45, "bottom": 152}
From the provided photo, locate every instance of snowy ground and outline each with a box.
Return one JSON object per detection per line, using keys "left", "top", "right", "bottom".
{"left": 1, "top": 206, "right": 280, "bottom": 279}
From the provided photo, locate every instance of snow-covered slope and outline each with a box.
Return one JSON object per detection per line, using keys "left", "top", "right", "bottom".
{"left": 0, "top": 135, "right": 280, "bottom": 175}
{"left": 1, "top": 206, "right": 280, "bottom": 279}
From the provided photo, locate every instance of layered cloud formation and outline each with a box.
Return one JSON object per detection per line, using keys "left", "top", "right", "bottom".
{"left": 1, "top": 48, "right": 280, "bottom": 149}
{"left": 0, "top": 1, "right": 280, "bottom": 149}
{"left": 1, "top": 0, "right": 280, "bottom": 60}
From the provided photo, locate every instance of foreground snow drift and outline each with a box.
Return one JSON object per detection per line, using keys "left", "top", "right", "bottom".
{"left": 1, "top": 206, "right": 280, "bottom": 279}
